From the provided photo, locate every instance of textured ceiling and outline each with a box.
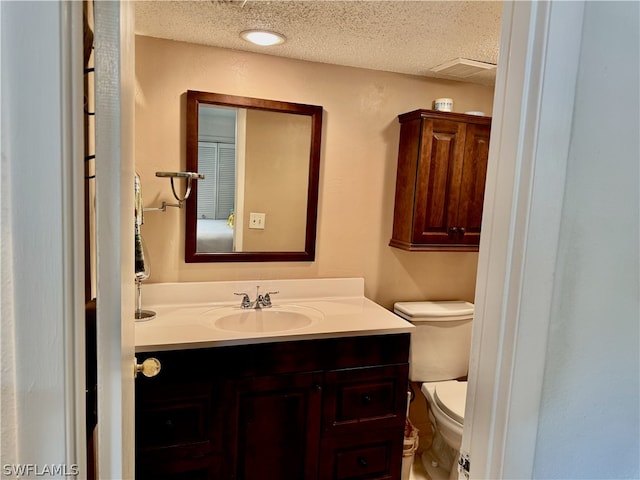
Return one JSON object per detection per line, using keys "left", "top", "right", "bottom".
{"left": 134, "top": 0, "right": 502, "bottom": 85}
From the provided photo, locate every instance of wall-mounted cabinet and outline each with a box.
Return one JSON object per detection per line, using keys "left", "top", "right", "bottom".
{"left": 390, "top": 110, "right": 491, "bottom": 251}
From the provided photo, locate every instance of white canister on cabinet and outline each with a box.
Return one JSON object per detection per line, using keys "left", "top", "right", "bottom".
{"left": 434, "top": 98, "right": 453, "bottom": 112}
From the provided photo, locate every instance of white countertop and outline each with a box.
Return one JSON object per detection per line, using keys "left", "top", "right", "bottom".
{"left": 135, "top": 278, "right": 414, "bottom": 352}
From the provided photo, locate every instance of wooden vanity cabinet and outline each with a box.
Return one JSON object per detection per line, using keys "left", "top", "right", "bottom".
{"left": 135, "top": 334, "right": 410, "bottom": 480}
{"left": 390, "top": 109, "right": 491, "bottom": 251}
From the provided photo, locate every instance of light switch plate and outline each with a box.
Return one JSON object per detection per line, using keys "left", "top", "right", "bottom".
{"left": 249, "top": 212, "right": 266, "bottom": 229}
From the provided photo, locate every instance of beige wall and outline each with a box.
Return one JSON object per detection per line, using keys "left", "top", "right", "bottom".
{"left": 135, "top": 35, "right": 494, "bottom": 308}
{"left": 243, "top": 110, "right": 309, "bottom": 251}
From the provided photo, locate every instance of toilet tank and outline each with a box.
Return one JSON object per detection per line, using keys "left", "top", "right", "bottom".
{"left": 394, "top": 301, "right": 474, "bottom": 382}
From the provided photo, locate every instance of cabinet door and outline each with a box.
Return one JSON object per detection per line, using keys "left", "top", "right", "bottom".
{"left": 456, "top": 123, "right": 491, "bottom": 245}
{"left": 412, "top": 119, "right": 466, "bottom": 245}
{"left": 224, "top": 371, "right": 323, "bottom": 480}
{"left": 136, "top": 459, "right": 216, "bottom": 480}
{"left": 135, "top": 380, "right": 217, "bottom": 479}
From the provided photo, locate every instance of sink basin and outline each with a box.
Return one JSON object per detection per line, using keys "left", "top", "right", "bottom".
{"left": 202, "top": 305, "right": 323, "bottom": 333}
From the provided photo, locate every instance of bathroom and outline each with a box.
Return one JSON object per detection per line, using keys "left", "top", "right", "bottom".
{"left": 125, "top": 1, "right": 640, "bottom": 479}
{"left": 2, "top": 2, "right": 638, "bottom": 480}
{"left": 131, "top": 3, "right": 494, "bottom": 478}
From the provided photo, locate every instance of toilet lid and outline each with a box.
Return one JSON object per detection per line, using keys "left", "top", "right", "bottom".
{"left": 393, "top": 301, "right": 474, "bottom": 322}
{"left": 434, "top": 381, "right": 467, "bottom": 424}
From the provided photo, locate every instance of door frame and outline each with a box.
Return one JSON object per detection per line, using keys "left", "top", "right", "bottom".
{"left": 1, "top": 0, "right": 87, "bottom": 472}
{"left": 461, "top": 1, "right": 585, "bottom": 478}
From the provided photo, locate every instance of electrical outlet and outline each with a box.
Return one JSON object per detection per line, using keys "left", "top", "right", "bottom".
{"left": 249, "top": 212, "right": 266, "bottom": 229}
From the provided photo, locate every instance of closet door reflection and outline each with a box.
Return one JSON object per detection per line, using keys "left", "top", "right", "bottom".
{"left": 197, "top": 142, "right": 236, "bottom": 253}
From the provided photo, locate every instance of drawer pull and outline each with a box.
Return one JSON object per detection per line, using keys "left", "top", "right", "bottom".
{"left": 362, "top": 394, "right": 372, "bottom": 404}
{"left": 357, "top": 456, "right": 368, "bottom": 468}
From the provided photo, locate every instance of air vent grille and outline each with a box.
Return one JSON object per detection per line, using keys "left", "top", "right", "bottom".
{"left": 431, "top": 58, "right": 496, "bottom": 78}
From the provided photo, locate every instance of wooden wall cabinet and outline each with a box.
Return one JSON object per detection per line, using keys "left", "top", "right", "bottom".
{"left": 390, "top": 110, "right": 492, "bottom": 251}
{"left": 135, "top": 334, "right": 410, "bottom": 480}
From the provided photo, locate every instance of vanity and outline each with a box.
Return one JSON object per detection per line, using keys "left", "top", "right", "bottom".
{"left": 135, "top": 278, "right": 414, "bottom": 480}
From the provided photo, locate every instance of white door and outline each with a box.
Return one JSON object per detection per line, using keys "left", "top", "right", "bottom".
{"left": 94, "top": 2, "right": 136, "bottom": 478}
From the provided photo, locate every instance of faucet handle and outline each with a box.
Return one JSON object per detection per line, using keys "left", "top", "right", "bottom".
{"left": 234, "top": 292, "right": 251, "bottom": 309}
{"left": 262, "top": 291, "right": 279, "bottom": 307}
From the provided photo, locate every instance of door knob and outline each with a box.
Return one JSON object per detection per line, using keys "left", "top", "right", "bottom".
{"left": 459, "top": 227, "right": 466, "bottom": 235}
{"left": 448, "top": 227, "right": 459, "bottom": 235}
{"left": 135, "top": 357, "right": 161, "bottom": 378}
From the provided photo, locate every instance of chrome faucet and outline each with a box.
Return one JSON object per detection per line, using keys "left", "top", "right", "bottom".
{"left": 234, "top": 286, "right": 279, "bottom": 309}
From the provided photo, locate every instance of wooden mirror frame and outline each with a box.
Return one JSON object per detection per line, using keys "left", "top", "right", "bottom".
{"left": 185, "top": 90, "right": 323, "bottom": 262}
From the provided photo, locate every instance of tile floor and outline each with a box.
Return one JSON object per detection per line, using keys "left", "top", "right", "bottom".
{"left": 409, "top": 453, "right": 431, "bottom": 480}
{"left": 407, "top": 449, "right": 454, "bottom": 480}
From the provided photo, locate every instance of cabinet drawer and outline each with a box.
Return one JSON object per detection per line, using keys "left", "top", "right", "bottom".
{"left": 323, "top": 364, "right": 408, "bottom": 434}
{"left": 136, "top": 383, "right": 213, "bottom": 450}
{"left": 319, "top": 428, "right": 403, "bottom": 480}
{"left": 336, "top": 444, "right": 390, "bottom": 479}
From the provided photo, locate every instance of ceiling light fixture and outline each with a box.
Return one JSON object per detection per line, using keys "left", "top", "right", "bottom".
{"left": 240, "top": 29, "right": 286, "bottom": 46}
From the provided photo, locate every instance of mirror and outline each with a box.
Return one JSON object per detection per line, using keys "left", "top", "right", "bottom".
{"left": 185, "top": 90, "right": 323, "bottom": 262}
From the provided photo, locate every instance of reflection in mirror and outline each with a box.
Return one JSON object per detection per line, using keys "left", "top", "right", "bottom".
{"left": 185, "top": 91, "right": 323, "bottom": 263}
{"left": 195, "top": 105, "right": 237, "bottom": 252}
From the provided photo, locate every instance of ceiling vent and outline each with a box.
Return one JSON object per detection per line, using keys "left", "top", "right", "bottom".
{"left": 431, "top": 58, "right": 497, "bottom": 78}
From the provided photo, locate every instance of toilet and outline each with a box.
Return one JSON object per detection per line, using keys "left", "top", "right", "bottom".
{"left": 394, "top": 301, "right": 474, "bottom": 480}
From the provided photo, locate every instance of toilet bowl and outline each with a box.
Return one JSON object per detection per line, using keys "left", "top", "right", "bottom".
{"left": 420, "top": 380, "right": 467, "bottom": 480}
{"left": 421, "top": 380, "right": 466, "bottom": 451}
